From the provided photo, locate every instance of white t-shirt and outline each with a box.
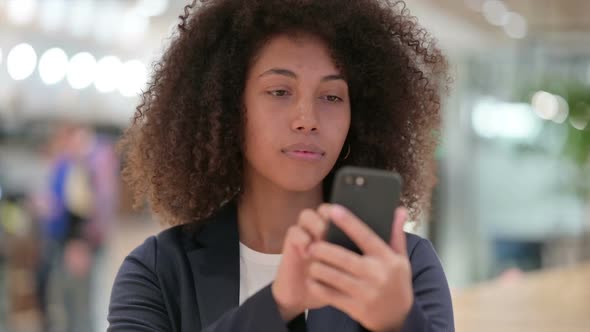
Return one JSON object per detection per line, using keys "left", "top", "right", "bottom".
{"left": 238, "top": 241, "right": 282, "bottom": 305}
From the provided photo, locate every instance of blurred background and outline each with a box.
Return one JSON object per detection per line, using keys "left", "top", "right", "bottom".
{"left": 0, "top": 0, "right": 588, "bottom": 331}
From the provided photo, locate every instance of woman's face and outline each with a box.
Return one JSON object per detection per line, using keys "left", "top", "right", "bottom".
{"left": 243, "top": 34, "right": 351, "bottom": 192}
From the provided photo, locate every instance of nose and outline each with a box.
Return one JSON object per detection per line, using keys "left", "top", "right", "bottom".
{"left": 291, "top": 100, "right": 319, "bottom": 134}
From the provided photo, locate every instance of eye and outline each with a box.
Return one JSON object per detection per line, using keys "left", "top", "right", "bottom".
{"left": 267, "top": 90, "right": 291, "bottom": 97}
{"left": 322, "top": 95, "right": 343, "bottom": 103}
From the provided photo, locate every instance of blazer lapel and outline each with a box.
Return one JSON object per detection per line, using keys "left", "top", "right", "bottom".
{"left": 185, "top": 201, "right": 365, "bottom": 331}
{"left": 186, "top": 202, "right": 240, "bottom": 328}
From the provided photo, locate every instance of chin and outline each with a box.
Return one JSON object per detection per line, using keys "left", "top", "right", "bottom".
{"left": 245, "top": 156, "right": 335, "bottom": 193}
{"left": 274, "top": 171, "right": 325, "bottom": 193}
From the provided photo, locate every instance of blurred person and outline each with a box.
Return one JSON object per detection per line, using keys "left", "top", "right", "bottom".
{"left": 35, "top": 123, "right": 119, "bottom": 332}
{"left": 64, "top": 125, "right": 119, "bottom": 249}
{"left": 109, "top": 1, "right": 453, "bottom": 332}
{"left": 62, "top": 124, "right": 119, "bottom": 332}
{"left": 32, "top": 124, "right": 77, "bottom": 332}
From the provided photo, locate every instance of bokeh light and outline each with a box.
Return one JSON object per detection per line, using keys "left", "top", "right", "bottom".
{"left": 552, "top": 95, "right": 569, "bottom": 124}
{"left": 66, "top": 52, "right": 97, "bottom": 90}
{"left": 569, "top": 117, "right": 588, "bottom": 131}
{"left": 504, "top": 12, "right": 528, "bottom": 39}
{"left": 482, "top": 0, "right": 508, "bottom": 26}
{"left": 95, "top": 56, "right": 123, "bottom": 93}
{"left": 118, "top": 60, "right": 148, "bottom": 97}
{"left": 532, "top": 91, "right": 559, "bottom": 120}
{"left": 7, "top": 43, "right": 38, "bottom": 81}
{"left": 38, "top": 48, "right": 69, "bottom": 85}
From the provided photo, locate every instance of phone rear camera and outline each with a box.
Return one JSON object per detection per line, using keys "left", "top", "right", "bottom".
{"left": 355, "top": 176, "right": 365, "bottom": 186}
{"left": 345, "top": 175, "right": 353, "bottom": 184}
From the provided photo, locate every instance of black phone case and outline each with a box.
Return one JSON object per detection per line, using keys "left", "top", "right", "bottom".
{"left": 326, "top": 166, "right": 403, "bottom": 254}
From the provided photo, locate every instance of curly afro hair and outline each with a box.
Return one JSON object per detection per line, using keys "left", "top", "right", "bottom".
{"left": 119, "top": 0, "right": 449, "bottom": 226}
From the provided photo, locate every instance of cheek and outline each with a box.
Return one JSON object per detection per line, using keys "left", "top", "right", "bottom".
{"left": 244, "top": 91, "right": 269, "bottom": 148}
{"left": 243, "top": 93, "right": 293, "bottom": 151}
{"left": 342, "top": 110, "right": 351, "bottom": 136}
{"left": 243, "top": 107, "right": 284, "bottom": 162}
{"left": 324, "top": 107, "right": 351, "bottom": 142}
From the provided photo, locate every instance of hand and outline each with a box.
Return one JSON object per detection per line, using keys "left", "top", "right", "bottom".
{"left": 306, "top": 205, "right": 413, "bottom": 332}
{"left": 271, "top": 205, "right": 332, "bottom": 321}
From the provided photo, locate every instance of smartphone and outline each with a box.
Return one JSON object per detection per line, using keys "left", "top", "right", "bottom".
{"left": 325, "top": 166, "right": 403, "bottom": 254}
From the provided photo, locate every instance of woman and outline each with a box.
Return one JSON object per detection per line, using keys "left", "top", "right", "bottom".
{"left": 108, "top": 0, "right": 453, "bottom": 331}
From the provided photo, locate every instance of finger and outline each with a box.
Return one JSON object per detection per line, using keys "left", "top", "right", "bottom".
{"left": 285, "top": 225, "right": 312, "bottom": 258}
{"left": 317, "top": 203, "right": 331, "bottom": 221}
{"left": 308, "top": 261, "right": 365, "bottom": 299}
{"left": 298, "top": 209, "right": 328, "bottom": 242}
{"left": 306, "top": 278, "right": 361, "bottom": 315}
{"left": 308, "top": 241, "right": 366, "bottom": 278}
{"left": 316, "top": 204, "right": 332, "bottom": 241}
{"left": 329, "top": 204, "right": 390, "bottom": 256}
{"left": 390, "top": 207, "right": 408, "bottom": 257}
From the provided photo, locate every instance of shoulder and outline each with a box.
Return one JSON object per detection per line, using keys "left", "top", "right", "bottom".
{"left": 405, "top": 232, "right": 424, "bottom": 254}
{"left": 125, "top": 225, "right": 196, "bottom": 272}
{"left": 404, "top": 232, "right": 445, "bottom": 277}
{"left": 405, "top": 232, "right": 439, "bottom": 259}
{"left": 401, "top": 233, "right": 455, "bottom": 331}
{"left": 109, "top": 226, "right": 193, "bottom": 330}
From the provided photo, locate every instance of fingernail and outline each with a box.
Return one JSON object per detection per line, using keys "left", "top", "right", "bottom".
{"left": 331, "top": 205, "right": 346, "bottom": 218}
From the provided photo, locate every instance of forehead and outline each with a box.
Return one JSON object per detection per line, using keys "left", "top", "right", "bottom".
{"left": 250, "top": 33, "right": 339, "bottom": 73}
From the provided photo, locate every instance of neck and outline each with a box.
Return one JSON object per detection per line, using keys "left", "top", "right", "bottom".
{"left": 237, "top": 170, "right": 323, "bottom": 254}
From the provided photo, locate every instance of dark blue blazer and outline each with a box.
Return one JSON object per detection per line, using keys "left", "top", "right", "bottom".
{"left": 108, "top": 202, "right": 454, "bottom": 331}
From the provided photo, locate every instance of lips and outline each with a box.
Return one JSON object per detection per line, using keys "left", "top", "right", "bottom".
{"left": 281, "top": 143, "right": 326, "bottom": 161}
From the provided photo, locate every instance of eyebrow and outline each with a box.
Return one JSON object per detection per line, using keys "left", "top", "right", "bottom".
{"left": 258, "top": 68, "right": 346, "bottom": 82}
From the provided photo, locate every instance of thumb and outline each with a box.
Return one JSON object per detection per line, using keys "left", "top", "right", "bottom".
{"left": 390, "top": 207, "right": 408, "bottom": 257}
